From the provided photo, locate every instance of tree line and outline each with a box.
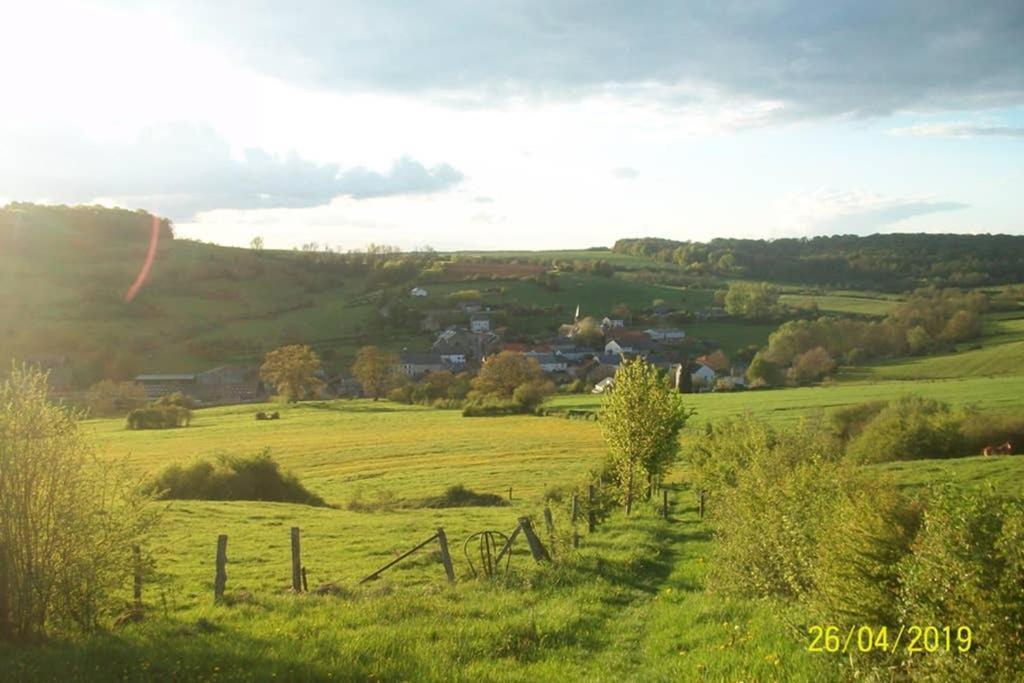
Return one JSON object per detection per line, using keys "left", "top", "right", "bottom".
{"left": 613, "top": 234, "right": 1024, "bottom": 290}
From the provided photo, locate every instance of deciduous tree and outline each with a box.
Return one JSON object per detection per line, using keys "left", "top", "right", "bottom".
{"left": 351, "top": 346, "right": 399, "bottom": 400}
{"left": 599, "top": 358, "right": 690, "bottom": 514}
{"left": 260, "top": 345, "right": 323, "bottom": 402}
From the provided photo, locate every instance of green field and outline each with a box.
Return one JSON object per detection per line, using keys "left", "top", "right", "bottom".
{"left": 779, "top": 293, "right": 899, "bottom": 317}
{"left": 842, "top": 314, "right": 1024, "bottom": 382}
{"left": 7, "top": 372, "right": 1024, "bottom": 680}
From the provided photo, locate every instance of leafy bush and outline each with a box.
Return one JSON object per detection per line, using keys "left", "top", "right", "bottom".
{"left": 845, "top": 396, "right": 965, "bottom": 464}
{"left": 1, "top": 366, "right": 156, "bottom": 638}
{"left": 462, "top": 399, "right": 531, "bottom": 417}
{"left": 126, "top": 405, "right": 191, "bottom": 430}
{"left": 899, "top": 488, "right": 1024, "bottom": 680}
{"left": 811, "top": 484, "right": 921, "bottom": 627}
{"left": 151, "top": 449, "right": 326, "bottom": 506}
{"left": 691, "top": 417, "right": 849, "bottom": 598}
{"left": 419, "top": 484, "right": 507, "bottom": 508}
{"left": 830, "top": 400, "right": 888, "bottom": 442}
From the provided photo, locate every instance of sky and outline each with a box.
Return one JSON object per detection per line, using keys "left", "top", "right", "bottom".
{"left": 1, "top": 1, "right": 1022, "bottom": 251}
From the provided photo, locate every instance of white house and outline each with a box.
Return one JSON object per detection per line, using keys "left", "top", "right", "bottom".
{"left": 470, "top": 314, "right": 491, "bottom": 333}
{"left": 644, "top": 328, "right": 686, "bottom": 342}
{"left": 439, "top": 351, "right": 466, "bottom": 368}
{"left": 601, "top": 316, "right": 625, "bottom": 330}
{"left": 604, "top": 337, "right": 655, "bottom": 356}
{"left": 410, "top": 287, "right": 428, "bottom": 297}
{"left": 691, "top": 362, "right": 717, "bottom": 388}
{"left": 592, "top": 377, "right": 615, "bottom": 393}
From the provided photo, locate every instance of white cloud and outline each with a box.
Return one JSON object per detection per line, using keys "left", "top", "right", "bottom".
{"left": 1, "top": 124, "right": 463, "bottom": 220}
{"left": 773, "top": 190, "right": 969, "bottom": 236}
{"left": 890, "top": 123, "right": 1024, "bottom": 138}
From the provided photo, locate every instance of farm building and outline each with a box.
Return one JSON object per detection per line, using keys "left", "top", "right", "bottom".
{"left": 134, "top": 373, "right": 198, "bottom": 401}
{"left": 135, "top": 366, "right": 261, "bottom": 404}
{"left": 397, "top": 353, "right": 447, "bottom": 378}
{"left": 523, "top": 352, "right": 568, "bottom": 373}
{"left": 410, "top": 287, "right": 428, "bottom": 297}
{"left": 592, "top": 377, "right": 615, "bottom": 393}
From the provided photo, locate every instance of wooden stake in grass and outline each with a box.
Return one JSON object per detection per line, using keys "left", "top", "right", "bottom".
{"left": 587, "top": 484, "right": 597, "bottom": 532}
{"left": 698, "top": 489, "right": 705, "bottom": 520}
{"left": 543, "top": 506, "right": 554, "bottom": 535}
{"left": 571, "top": 494, "right": 579, "bottom": 524}
{"left": 436, "top": 527, "right": 456, "bottom": 584}
{"left": 214, "top": 534, "right": 228, "bottom": 602}
{"left": 132, "top": 544, "right": 142, "bottom": 609}
{"left": 662, "top": 489, "right": 669, "bottom": 520}
{"left": 291, "top": 527, "right": 303, "bottom": 592}
{"left": 518, "top": 517, "right": 550, "bottom": 562}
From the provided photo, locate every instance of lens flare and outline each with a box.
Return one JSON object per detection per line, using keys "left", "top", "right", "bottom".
{"left": 124, "top": 214, "right": 160, "bottom": 302}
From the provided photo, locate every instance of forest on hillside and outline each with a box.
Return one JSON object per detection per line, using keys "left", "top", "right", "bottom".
{"left": 613, "top": 234, "right": 1024, "bottom": 290}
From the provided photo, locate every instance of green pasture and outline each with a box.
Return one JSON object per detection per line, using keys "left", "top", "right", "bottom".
{"left": 4, "top": 380, "right": 1023, "bottom": 680}
{"left": 842, "top": 315, "right": 1024, "bottom": 382}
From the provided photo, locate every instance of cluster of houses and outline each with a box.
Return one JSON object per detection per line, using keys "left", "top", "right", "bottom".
{"left": 397, "top": 296, "right": 747, "bottom": 394}
{"left": 123, "top": 289, "right": 745, "bottom": 406}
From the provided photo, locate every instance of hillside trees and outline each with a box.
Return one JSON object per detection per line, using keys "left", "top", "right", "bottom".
{"left": 724, "top": 282, "right": 781, "bottom": 319}
{"left": 260, "top": 345, "right": 324, "bottom": 402}
{"left": 599, "top": 358, "right": 690, "bottom": 513}
{"left": 351, "top": 346, "right": 400, "bottom": 400}
{"left": 0, "top": 366, "right": 155, "bottom": 638}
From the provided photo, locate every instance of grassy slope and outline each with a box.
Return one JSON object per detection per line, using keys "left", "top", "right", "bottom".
{"left": 549, "top": 374, "right": 1024, "bottom": 430}
{"left": 842, "top": 314, "right": 1024, "bottom": 381}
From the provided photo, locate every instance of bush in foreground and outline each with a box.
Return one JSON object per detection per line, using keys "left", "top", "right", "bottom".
{"left": 151, "top": 449, "right": 327, "bottom": 507}
{"left": 1, "top": 366, "right": 155, "bottom": 639}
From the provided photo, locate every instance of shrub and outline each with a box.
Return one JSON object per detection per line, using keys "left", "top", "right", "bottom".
{"left": 126, "top": 405, "right": 191, "bottom": 430}
{"left": 830, "top": 400, "right": 888, "bottom": 442}
{"left": 1, "top": 366, "right": 156, "bottom": 638}
{"left": 151, "top": 449, "right": 327, "bottom": 506}
{"left": 462, "top": 399, "right": 530, "bottom": 417}
{"left": 899, "top": 488, "right": 1024, "bottom": 680}
{"left": 419, "top": 484, "right": 507, "bottom": 508}
{"left": 811, "top": 485, "right": 921, "bottom": 627}
{"left": 845, "top": 396, "right": 965, "bottom": 464}
{"left": 692, "top": 417, "right": 850, "bottom": 598}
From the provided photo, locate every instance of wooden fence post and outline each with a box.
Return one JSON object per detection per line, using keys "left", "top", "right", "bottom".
{"left": 518, "top": 517, "right": 551, "bottom": 562}
{"left": 214, "top": 534, "right": 228, "bottom": 602}
{"left": 543, "top": 506, "right": 554, "bottom": 535}
{"left": 699, "top": 489, "right": 705, "bottom": 520}
{"left": 571, "top": 493, "right": 580, "bottom": 548}
{"left": 132, "top": 544, "right": 142, "bottom": 609}
{"left": 291, "top": 527, "right": 303, "bottom": 592}
{"left": 508, "top": 486, "right": 513, "bottom": 501}
{"left": 662, "top": 489, "right": 669, "bottom": 519}
{"left": 587, "top": 484, "right": 597, "bottom": 532}
{"left": 436, "top": 527, "right": 456, "bottom": 584}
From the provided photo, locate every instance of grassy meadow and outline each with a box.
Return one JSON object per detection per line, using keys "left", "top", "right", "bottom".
{"left": 6, "top": 363, "right": 1024, "bottom": 680}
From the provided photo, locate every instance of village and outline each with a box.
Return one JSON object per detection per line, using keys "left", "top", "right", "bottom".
{"left": 127, "top": 285, "right": 748, "bottom": 406}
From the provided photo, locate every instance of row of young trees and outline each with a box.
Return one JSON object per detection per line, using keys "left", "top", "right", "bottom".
{"left": 746, "top": 287, "right": 989, "bottom": 386}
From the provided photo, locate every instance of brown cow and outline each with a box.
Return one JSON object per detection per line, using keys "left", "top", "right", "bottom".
{"left": 983, "top": 441, "right": 1013, "bottom": 456}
